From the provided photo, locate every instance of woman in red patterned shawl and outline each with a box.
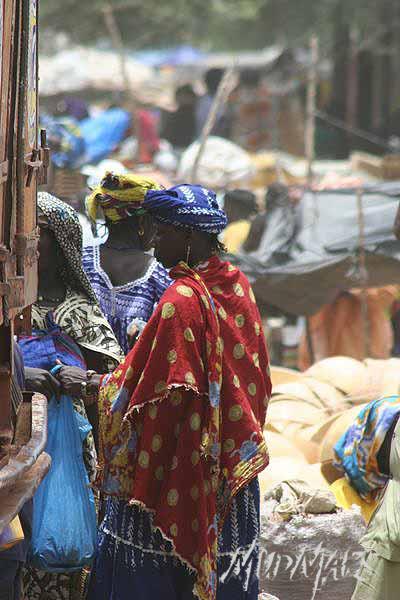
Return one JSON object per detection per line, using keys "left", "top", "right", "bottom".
{"left": 58, "top": 184, "right": 271, "bottom": 600}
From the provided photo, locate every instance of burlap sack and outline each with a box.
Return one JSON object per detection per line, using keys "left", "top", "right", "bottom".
{"left": 259, "top": 507, "right": 365, "bottom": 600}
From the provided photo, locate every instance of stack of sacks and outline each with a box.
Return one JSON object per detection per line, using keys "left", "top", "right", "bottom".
{"left": 259, "top": 358, "right": 393, "bottom": 599}
{"left": 261, "top": 430, "right": 330, "bottom": 494}
{"left": 265, "top": 356, "right": 400, "bottom": 498}
{"left": 259, "top": 489, "right": 366, "bottom": 600}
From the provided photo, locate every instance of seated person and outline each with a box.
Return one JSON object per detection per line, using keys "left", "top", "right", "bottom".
{"left": 222, "top": 189, "right": 257, "bottom": 254}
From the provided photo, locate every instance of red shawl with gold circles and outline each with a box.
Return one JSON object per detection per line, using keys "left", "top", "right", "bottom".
{"left": 97, "top": 255, "right": 271, "bottom": 600}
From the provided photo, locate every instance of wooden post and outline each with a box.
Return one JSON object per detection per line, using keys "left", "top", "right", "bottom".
{"left": 305, "top": 36, "right": 318, "bottom": 184}
{"left": 356, "top": 188, "right": 369, "bottom": 358}
{"left": 305, "top": 35, "right": 318, "bottom": 365}
{"left": 102, "top": 2, "right": 140, "bottom": 161}
{"left": 190, "top": 66, "right": 236, "bottom": 184}
{"left": 394, "top": 5, "right": 400, "bottom": 118}
{"left": 380, "top": 0, "right": 394, "bottom": 140}
{"left": 346, "top": 28, "right": 359, "bottom": 146}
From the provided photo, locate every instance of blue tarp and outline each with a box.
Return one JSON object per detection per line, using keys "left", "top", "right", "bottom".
{"left": 133, "top": 46, "right": 206, "bottom": 67}
{"left": 41, "top": 114, "right": 86, "bottom": 169}
{"left": 80, "top": 108, "right": 131, "bottom": 164}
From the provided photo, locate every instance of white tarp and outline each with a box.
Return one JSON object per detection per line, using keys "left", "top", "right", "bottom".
{"left": 39, "top": 46, "right": 154, "bottom": 95}
{"left": 178, "top": 136, "right": 255, "bottom": 190}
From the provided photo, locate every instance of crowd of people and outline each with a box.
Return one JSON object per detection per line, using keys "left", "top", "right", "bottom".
{"left": 2, "top": 63, "right": 400, "bottom": 600}
{"left": 1, "top": 174, "right": 272, "bottom": 600}
{"left": 161, "top": 67, "right": 272, "bottom": 154}
{"left": 42, "top": 66, "right": 273, "bottom": 176}
{"left": 1, "top": 169, "right": 399, "bottom": 600}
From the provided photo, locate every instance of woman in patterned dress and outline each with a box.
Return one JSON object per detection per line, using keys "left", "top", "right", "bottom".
{"left": 57, "top": 184, "right": 272, "bottom": 600}
{"left": 19, "top": 192, "right": 123, "bottom": 600}
{"left": 82, "top": 172, "right": 171, "bottom": 354}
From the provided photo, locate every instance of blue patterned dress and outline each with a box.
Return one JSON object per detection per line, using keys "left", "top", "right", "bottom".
{"left": 82, "top": 245, "right": 171, "bottom": 354}
{"left": 89, "top": 479, "right": 260, "bottom": 600}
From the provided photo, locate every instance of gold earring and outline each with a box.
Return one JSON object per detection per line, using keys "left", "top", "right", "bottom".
{"left": 186, "top": 243, "right": 191, "bottom": 265}
{"left": 138, "top": 226, "right": 144, "bottom": 237}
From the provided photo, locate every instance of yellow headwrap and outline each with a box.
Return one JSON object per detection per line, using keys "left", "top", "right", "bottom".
{"left": 86, "top": 172, "right": 160, "bottom": 223}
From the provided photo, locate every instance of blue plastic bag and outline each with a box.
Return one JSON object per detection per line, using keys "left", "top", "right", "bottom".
{"left": 29, "top": 395, "right": 97, "bottom": 572}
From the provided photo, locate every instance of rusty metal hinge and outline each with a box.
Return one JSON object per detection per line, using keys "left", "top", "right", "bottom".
{"left": 24, "top": 150, "right": 43, "bottom": 187}
{"left": 39, "top": 129, "right": 50, "bottom": 185}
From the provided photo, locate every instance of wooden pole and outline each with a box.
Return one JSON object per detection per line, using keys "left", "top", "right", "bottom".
{"left": 102, "top": 2, "right": 140, "bottom": 161}
{"left": 305, "top": 35, "right": 318, "bottom": 365}
{"left": 356, "top": 188, "right": 370, "bottom": 358}
{"left": 346, "top": 28, "right": 359, "bottom": 141}
{"left": 305, "top": 35, "right": 318, "bottom": 184}
{"left": 190, "top": 66, "right": 236, "bottom": 184}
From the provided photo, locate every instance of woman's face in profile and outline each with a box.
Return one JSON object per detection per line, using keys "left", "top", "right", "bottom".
{"left": 38, "top": 212, "right": 60, "bottom": 274}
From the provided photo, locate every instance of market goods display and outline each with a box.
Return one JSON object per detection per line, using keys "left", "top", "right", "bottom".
{"left": 260, "top": 355, "right": 400, "bottom": 599}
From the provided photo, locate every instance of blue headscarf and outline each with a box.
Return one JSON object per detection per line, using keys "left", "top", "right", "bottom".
{"left": 143, "top": 184, "right": 227, "bottom": 234}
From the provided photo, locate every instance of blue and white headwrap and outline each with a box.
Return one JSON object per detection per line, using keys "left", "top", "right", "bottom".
{"left": 143, "top": 184, "right": 227, "bottom": 234}
{"left": 334, "top": 395, "right": 400, "bottom": 501}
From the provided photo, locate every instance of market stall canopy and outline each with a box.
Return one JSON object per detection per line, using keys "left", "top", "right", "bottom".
{"left": 201, "top": 46, "right": 283, "bottom": 69}
{"left": 230, "top": 182, "right": 400, "bottom": 315}
{"left": 200, "top": 46, "right": 330, "bottom": 75}
{"left": 39, "top": 46, "right": 155, "bottom": 95}
{"left": 134, "top": 46, "right": 206, "bottom": 67}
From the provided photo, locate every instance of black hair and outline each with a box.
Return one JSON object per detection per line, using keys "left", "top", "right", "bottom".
{"left": 224, "top": 189, "right": 257, "bottom": 213}
{"left": 208, "top": 233, "right": 227, "bottom": 255}
{"left": 205, "top": 68, "right": 224, "bottom": 95}
{"left": 176, "top": 84, "right": 196, "bottom": 98}
{"left": 265, "top": 183, "right": 289, "bottom": 208}
{"left": 240, "top": 69, "right": 262, "bottom": 88}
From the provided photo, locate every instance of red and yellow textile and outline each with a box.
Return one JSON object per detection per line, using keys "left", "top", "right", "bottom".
{"left": 97, "top": 255, "right": 271, "bottom": 600}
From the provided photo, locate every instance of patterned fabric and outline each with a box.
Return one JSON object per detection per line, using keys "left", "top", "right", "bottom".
{"left": 20, "top": 312, "right": 103, "bottom": 600}
{"left": 334, "top": 396, "right": 400, "bottom": 501}
{"left": 19, "top": 313, "right": 98, "bottom": 482}
{"left": 86, "top": 172, "right": 160, "bottom": 224}
{"left": 143, "top": 185, "right": 228, "bottom": 234}
{"left": 38, "top": 193, "right": 97, "bottom": 302}
{"left": 21, "top": 298, "right": 121, "bottom": 600}
{"left": 32, "top": 290, "right": 123, "bottom": 369}
{"left": 97, "top": 256, "right": 271, "bottom": 600}
{"left": 88, "top": 478, "right": 260, "bottom": 600}
{"left": 23, "top": 569, "right": 86, "bottom": 600}
{"left": 82, "top": 247, "right": 171, "bottom": 355}
{"left": 22, "top": 197, "right": 122, "bottom": 600}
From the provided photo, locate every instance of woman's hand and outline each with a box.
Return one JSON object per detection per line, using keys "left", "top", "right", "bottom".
{"left": 127, "top": 323, "right": 139, "bottom": 351}
{"left": 56, "top": 366, "right": 102, "bottom": 400}
{"left": 24, "top": 367, "right": 61, "bottom": 400}
{"left": 56, "top": 366, "right": 87, "bottom": 397}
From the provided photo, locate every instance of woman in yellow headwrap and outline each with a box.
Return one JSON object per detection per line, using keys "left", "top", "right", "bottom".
{"left": 83, "top": 172, "right": 171, "bottom": 353}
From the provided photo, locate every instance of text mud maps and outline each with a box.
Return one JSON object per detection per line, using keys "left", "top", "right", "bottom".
{"left": 258, "top": 543, "right": 364, "bottom": 600}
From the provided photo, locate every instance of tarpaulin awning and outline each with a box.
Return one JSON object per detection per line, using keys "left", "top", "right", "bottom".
{"left": 230, "top": 183, "right": 400, "bottom": 316}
